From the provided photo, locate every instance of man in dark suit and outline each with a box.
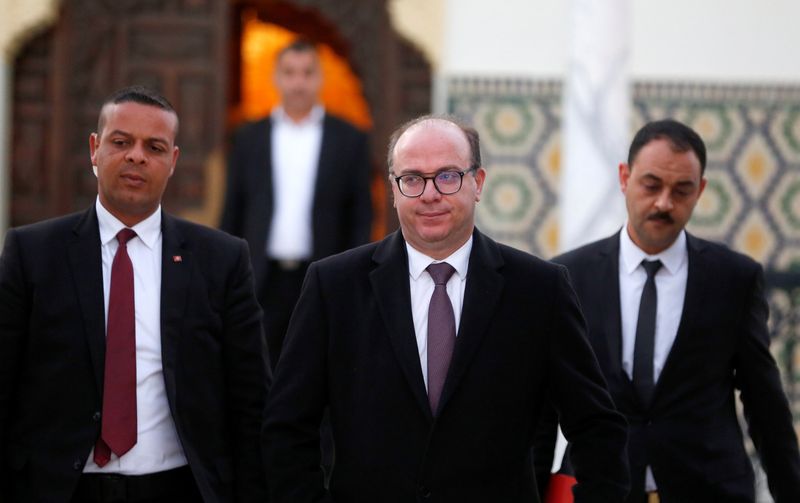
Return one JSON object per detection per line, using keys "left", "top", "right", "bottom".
{"left": 220, "top": 38, "right": 372, "bottom": 368}
{"left": 262, "top": 115, "right": 629, "bottom": 502}
{"left": 0, "top": 86, "right": 270, "bottom": 502}
{"left": 538, "top": 119, "right": 800, "bottom": 502}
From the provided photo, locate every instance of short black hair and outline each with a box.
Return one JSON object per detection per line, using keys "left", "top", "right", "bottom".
{"left": 386, "top": 114, "right": 481, "bottom": 173}
{"left": 627, "top": 119, "right": 706, "bottom": 174}
{"left": 97, "top": 85, "right": 178, "bottom": 136}
{"left": 276, "top": 38, "right": 318, "bottom": 62}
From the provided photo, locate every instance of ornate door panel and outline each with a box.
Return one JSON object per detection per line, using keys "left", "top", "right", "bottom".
{"left": 11, "top": 0, "right": 227, "bottom": 226}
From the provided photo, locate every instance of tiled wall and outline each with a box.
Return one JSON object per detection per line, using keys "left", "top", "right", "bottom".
{"left": 447, "top": 76, "right": 800, "bottom": 432}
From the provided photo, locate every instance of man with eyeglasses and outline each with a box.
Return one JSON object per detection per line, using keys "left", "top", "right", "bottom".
{"left": 263, "top": 115, "right": 629, "bottom": 502}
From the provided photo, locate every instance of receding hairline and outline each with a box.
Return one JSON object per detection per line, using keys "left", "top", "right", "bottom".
{"left": 387, "top": 115, "right": 481, "bottom": 172}
{"left": 96, "top": 101, "right": 180, "bottom": 140}
{"left": 276, "top": 38, "right": 320, "bottom": 65}
{"left": 96, "top": 85, "right": 179, "bottom": 139}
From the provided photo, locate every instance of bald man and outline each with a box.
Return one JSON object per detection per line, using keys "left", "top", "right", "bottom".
{"left": 263, "top": 115, "right": 629, "bottom": 503}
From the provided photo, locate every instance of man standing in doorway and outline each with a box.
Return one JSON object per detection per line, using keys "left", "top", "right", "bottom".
{"left": 221, "top": 38, "right": 373, "bottom": 368}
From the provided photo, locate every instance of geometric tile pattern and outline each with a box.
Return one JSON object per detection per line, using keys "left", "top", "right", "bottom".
{"left": 448, "top": 78, "right": 800, "bottom": 271}
{"left": 446, "top": 77, "right": 800, "bottom": 431}
{"left": 635, "top": 83, "right": 800, "bottom": 272}
{"left": 448, "top": 79, "right": 562, "bottom": 257}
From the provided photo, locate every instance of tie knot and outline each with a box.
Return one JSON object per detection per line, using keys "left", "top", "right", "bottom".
{"left": 427, "top": 262, "right": 456, "bottom": 285}
{"left": 116, "top": 228, "right": 137, "bottom": 246}
{"left": 641, "top": 259, "right": 662, "bottom": 278}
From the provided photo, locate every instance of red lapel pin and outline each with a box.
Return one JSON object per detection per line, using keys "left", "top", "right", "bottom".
{"left": 172, "top": 255, "right": 182, "bottom": 263}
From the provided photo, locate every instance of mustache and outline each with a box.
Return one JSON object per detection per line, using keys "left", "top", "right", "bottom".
{"left": 647, "top": 211, "right": 674, "bottom": 224}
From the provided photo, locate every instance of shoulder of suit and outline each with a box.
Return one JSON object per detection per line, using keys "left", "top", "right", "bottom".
{"left": 551, "top": 235, "right": 615, "bottom": 267}
{"left": 232, "top": 117, "right": 270, "bottom": 140}
{"left": 687, "top": 233, "right": 761, "bottom": 271}
{"left": 323, "top": 113, "right": 366, "bottom": 136}
{"left": 491, "top": 239, "right": 567, "bottom": 283}
{"left": 315, "top": 239, "right": 380, "bottom": 269}
{"left": 6, "top": 210, "right": 85, "bottom": 240}
{"left": 167, "top": 214, "right": 245, "bottom": 247}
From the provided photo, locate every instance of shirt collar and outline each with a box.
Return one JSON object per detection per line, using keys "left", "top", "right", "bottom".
{"left": 95, "top": 197, "right": 162, "bottom": 250}
{"left": 619, "top": 224, "right": 687, "bottom": 276}
{"left": 406, "top": 237, "right": 473, "bottom": 282}
{"left": 271, "top": 104, "right": 325, "bottom": 126}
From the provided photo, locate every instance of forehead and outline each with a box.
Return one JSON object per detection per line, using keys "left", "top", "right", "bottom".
{"left": 631, "top": 137, "right": 702, "bottom": 180}
{"left": 393, "top": 121, "right": 470, "bottom": 172}
{"left": 100, "top": 102, "right": 177, "bottom": 140}
{"left": 277, "top": 49, "right": 318, "bottom": 69}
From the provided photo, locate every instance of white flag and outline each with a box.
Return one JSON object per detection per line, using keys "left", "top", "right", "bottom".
{"left": 559, "top": 0, "right": 630, "bottom": 253}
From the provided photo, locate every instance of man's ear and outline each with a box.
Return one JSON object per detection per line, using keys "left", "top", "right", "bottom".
{"left": 168, "top": 146, "right": 180, "bottom": 177}
{"left": 473, "top": 168, "right": 486, "bottom": 202}
{"left": 618, "top": 163, "right": 631, "bottom": 193}
{"left": 89, "top": 132, "right": 99, "bottom": 165}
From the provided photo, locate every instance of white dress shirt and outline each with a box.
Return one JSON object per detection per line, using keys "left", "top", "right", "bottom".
{"left": 84, "top": 198, "right": 187, "bottom": 474}
{"left": 619, "top": 226, "right": 688, "bottom": 491}
{"left": 406, "top": 237, "right": 472, "bottom": 389}
{"left": 267, "top": 105, "right": 324, "bottom": 260}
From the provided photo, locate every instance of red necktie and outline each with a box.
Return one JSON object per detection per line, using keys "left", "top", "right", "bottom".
{"left": 426, "top": 262, "right": 456, "bottom": 416}
{"left": 94, "top": 228, "right": 138, "bottom": 467}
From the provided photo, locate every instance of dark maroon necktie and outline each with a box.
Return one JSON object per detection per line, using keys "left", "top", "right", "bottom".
{"left": 426, "top": 262, "right": 456, "bottom": 416}
{"left": 94, "top": 228, "right": 138, "bottom": 467}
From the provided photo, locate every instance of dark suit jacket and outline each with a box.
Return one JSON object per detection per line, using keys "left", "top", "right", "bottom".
{"left": 542, "top": 232, "right": 800, "bottom": 502}
{"left": 220, "top": 113, "right": 373, "bottom": 294}
{"left": 263, "top": 229, "right": 629, "bottom": 503}
{"left": 0, "top": 207, "right": 270, "bottom": 502}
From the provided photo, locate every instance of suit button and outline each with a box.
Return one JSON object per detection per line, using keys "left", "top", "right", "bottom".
{"left": 92, "top": 411, "right": 101, "bottom": 422}
{"left": 73, "top": 459, "right": 83, "bottom": 470}
{"left": 419, "top": 486, "right": 431, "bottom": 498}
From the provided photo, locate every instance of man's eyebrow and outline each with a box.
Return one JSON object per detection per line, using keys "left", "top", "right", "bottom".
{"left": 399, "top": 165, "right": 465, "bottom": 175}
{"left": 105, "top": 130, "right": 170, "bottom": 145}
{"left": 641, "top": 173, "right": 662, "bottom": 182}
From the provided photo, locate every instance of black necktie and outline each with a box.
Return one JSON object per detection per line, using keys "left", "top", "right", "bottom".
{"left": 632, "top": 259, "right": 662, "bottom": 409}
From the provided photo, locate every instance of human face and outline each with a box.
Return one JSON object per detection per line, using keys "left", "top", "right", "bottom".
{"left": 90, "top": 102, "right": 179, "bottom": 227}
{"left": 619, "top": 137, "right": 706, "bottom": 254}
{"left": 274, "top": 49, "right": 321, "bottom": 121}
{"left": 390, "top": 120, "right": 485, "bottom": 260}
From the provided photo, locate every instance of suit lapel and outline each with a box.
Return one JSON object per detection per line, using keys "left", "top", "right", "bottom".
{"left": 437, "top": 230, "right": 504, "bottom": 414}
{"left": 369, "top": 231, "right": 432, "bottom": 419}
{"left": 67, "top": 207, "right": 106, "bottom": 393}
{"left": 261, "top": 118, "right": 274, "bottom": 217}
{"left": 598, "top": 235, "right": 625, "bottom": 379}
{"left": 653, "top": 233, "right": 707, "bottom": 401}
{"left": 159, "top": 214, "right": 191, "bottom": 401}
{"left": 311, "top": 115, "right": 335, "bottom": 222}
{"left": 252, "top": 119, "right": 273, "bottom": 291}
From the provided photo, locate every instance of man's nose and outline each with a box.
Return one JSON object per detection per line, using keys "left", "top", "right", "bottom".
{"left": 654, "top": 189, "right": 673, "bottom": 212}
{"left": 419, "top": 178, "right": 442, "bottom": 202}
{"left": 125, "top": 141, "right": 147, "bottom": 164}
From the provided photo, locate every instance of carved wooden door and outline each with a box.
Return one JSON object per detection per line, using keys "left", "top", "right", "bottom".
{"left": 11, "top": 0, "right": 227, "bottom": 226}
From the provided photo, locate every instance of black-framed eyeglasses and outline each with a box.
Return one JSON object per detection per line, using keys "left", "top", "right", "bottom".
{"left": 393, "top": 169, "right": 475, "bottom": 198}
